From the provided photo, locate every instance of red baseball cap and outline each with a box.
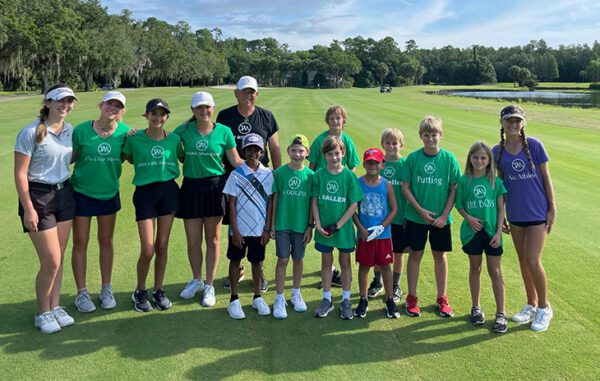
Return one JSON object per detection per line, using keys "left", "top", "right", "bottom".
{"left": 363, "top": 148, "right": 384, "bottom": 163}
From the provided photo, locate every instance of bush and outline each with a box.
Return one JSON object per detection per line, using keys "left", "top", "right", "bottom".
{"left": 589, "top": 83, "right": 600, "bottom": 90}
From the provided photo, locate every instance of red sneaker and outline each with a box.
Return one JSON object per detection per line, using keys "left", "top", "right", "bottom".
{"left": 436, "top": 295, "right": 454, "bottom": 317}
{"left": 405, "top": 294, "right": 421, "bottom": 317}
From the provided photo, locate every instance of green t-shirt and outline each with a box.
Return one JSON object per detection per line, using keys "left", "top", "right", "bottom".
{"left": 122, "top": 130, "right": 182, "bottom": 186}
{"left": 455, "top": 175, "right": 507, "bottom": 245}
{"left": 402, "top": 148, "right": 461, "bottom": 225}
{"left": 381, "top": 158, "right": 407, "bottom": 225}
{"left": 173, "top": 121, "right": 236, "bottom": 179}
{"left": 307, "top": 131, "right": 360, "bottom": 171}
{"left": 71, "top": 120, "right": 130, "bottom": 200}
{"left": 272, "top": 165, "right": 314, "bottom": 233}
{"left": 312, "top": 167, "right": 363, "bottom": 249}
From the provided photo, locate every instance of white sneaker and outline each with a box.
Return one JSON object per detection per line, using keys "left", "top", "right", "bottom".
{"left": 34, "top": 311, "right": 61, "bottom": 334}
{"left": 201, "top": 284, "right": 216, "bottom": 307}
{"left": 227, "top": 299, "right": 246, "bottom": 319}
{"left": 180, "top": 279, "right": 203, "bottom": 299}
{"left": 100, "top": 284, "right": 117, "bottom": 309}
{"left": 512, "top": 304, "right": 537, "bottom": 324}
{"left": 290, "top": 293, "right": 307, "bottom": 312}
{"left": 252, "top": 297, "right": 271, "bottom": 316}
{"left": 531, "top": 305, "right": 554, "bottom": 332}
{"left": 75, "top": 290, "right": 96, "bottom": 313}
{"left": 273, "top": 297, "right": 288, "bottom": 319}
{"left": 52, "top": 306, "right": 75, "bottom": 327}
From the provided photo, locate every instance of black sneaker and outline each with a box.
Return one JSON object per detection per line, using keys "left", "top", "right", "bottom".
{"left": 392, "top": 285, "right": 403, "bottom": 302}
{"left": 385, "top": 297, "right": 400, "bottom": 318}
{"left": 331, "top": 269, "right": 342, "bottom": 287}
{"left": 354, "top": 297, "right": 369, "bottom": 318}
{"left": 260, "top": 269, "right": 268, "bottom": 292}
{"left": 132, "top": 289, "right": 153, "bottom": 312}
{"left": 470, "top": 306, "right": 485, "bottom": 325}
{"left": 492, "top": 313, "right": 508, "bottom": 333}
{"left": 367, "top": 279, "right": 383, "bottom": 298}
{"left": 152, "top": 289, "right": 172, "bottom": 311}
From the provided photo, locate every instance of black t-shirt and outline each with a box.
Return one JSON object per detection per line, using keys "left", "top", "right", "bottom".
{"left": 216, "top": 105, "right": 279, "bottom": 168}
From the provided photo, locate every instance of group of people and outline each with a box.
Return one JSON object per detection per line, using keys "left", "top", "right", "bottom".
{"left": 14, "top": 76, "right": 556, "bottom": 336}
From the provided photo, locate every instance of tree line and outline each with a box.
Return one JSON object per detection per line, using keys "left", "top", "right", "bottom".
{"left": 2, "top": 0, "right": 600, "bottom": 92}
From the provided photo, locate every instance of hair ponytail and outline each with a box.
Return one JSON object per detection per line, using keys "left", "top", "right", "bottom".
{"left": 35, "top": 106, "right": 50, "bottom": 143}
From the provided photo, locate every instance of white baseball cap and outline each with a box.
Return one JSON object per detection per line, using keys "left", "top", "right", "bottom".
{"left": 236, "top": 76, "right": 258, "bottom": 91}
{"left": 191, "top": 91, "right": 215, "bottom": 108}
{"left": 45, "top": 87, "right": 78, "bottom": 101}
{"left": 102, "top": 91, "right": 126, "bottom": 107}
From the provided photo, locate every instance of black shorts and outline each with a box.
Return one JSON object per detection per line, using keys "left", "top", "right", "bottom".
{"left": 462, "top": 230, "right": 503, "bottom": 256}
{"left": 227, "top": 236, "right": 266, "bottom": 263}
{"left": 177, "top": 175, "right": 226, "bottom": 219}
{"left": 133, "top": 180, "right": 179, "bottom": 221}
{"left": 509, "top": 220, "right": 546, "bottom": 227}
{"left": 74, "top": 191, "right": 121, "bottom": 217}
{"left": 391, "top": 223, "right": 410, "bottom": 253}
{"left": 406, "top": 220, "right": 452, "bottom": 252}
{"left": 19, "top": 180, "right": 76, "bottom": 232}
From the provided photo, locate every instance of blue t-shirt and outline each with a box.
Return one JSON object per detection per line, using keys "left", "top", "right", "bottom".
{"left": 357, "top": 177, "right": 391, "bottom": 239}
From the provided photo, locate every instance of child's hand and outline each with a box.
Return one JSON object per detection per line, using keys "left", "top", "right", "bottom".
{"left": 303, "top": 228, "right": 313, "bottom": 244}
{"left": 466, "top": 215, "right": 483, "bottom": 232}
{"left": 126, "top": 128, "right": 139, "bottom": 137}
{"left": 261, "top": 231, "right": 270, "bottom": 246}
{"left": 270, "top": 229, "right": 276, "bottom": 240}
{"left": 359, "top": 227, "right": 370, "bottom": 241}
{"left": 546, "top": 208, "right": 556, "bottom": 234}
{"left": 324, "top": 224, "right": 339, "bottom": 236}
{"left": 315, "top": 224, "right": 328, "bottom": 237}
{"left": 489, "top": 232, "right": 501, "bottom": 248}
{"left": 418, "top": 208, "right": 435, "bottom": 224}
{"left": 366, "top": 225, "right": 385, "bottom": 241}
{"left": 431, "top": 216, "right": 447, "bottom": 228}
{"left": 502, "top": 219, "right": 511, "bottom": 234}
{"left": 232, "top": 230, "right": 244, "bottom": 248}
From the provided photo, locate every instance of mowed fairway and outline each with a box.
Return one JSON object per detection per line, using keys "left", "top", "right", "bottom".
{"left": 1, "top": 86, "right": 599, "bottom": 380}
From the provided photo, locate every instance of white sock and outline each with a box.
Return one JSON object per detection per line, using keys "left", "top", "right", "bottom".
{"left": 342, "top": 290, "right": 351, "bottom": 300}
{"left": 323, "top": 291, "right": 332, "bottom": 301}
{"left": 292, "top": 288, "right": 300, "bottom": 296}
{"left": 276, "top": 293, "right": 285, "bottom": 301}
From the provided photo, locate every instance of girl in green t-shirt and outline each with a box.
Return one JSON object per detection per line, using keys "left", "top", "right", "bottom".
{"left": 122, "top": 98, "right": 182, "bottom": 313}
{"left": 71, "top": 91, "right": 129, "bottom": 314}
{"left": 175, "top": 92, "right": 243, "bottom": 308}
{"left": 456, "top": 142, "right": 508, "bottom": 333}
{"left": 311, "top": 136, "right": 363, "bottom": 320}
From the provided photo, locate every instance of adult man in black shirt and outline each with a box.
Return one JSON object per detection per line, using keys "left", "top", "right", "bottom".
{"left": 216, "top": 75, "right": 282, "bottom": 291}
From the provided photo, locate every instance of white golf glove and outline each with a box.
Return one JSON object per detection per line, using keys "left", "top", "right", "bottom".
{"left": 366, "top": 225, "right": 385, "bottom": 242}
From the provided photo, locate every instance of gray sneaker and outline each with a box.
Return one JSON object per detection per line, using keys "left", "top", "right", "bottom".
{"left": 313, "top": 298, "right": 334, "bottom": 318}
{"left": 100, "top": 284, "right": 117, "bottom": 309}
{"left": 340, "top": 299, "right": 354, "bottom": 320}
{"left": 75, "top": 290, "right": 96, "bottom": 313}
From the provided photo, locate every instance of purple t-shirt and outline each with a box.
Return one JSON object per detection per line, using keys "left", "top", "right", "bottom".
{"left": 493, "top": 137, "right": 549, "bottom": 222}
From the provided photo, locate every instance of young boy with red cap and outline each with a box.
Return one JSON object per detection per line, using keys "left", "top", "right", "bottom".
{"left": 352, "top": 148, "right": 400, "bottom": 318}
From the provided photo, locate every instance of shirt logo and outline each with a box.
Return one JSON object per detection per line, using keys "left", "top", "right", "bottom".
{"left": 288, "top": 176, "right": 301, "bottom": 190}
{"left": 151, "top": 146, "right": 164, "bottom": 159}
{"left": 473, "top": 185, "right": 486, "bottom": 198}
{"left": 196, "top": 139, "right": 208, "bottom": 151}
{"left": 383, "top": 167, "right": 395, "bottom": 177}
{"left": 238, "top": 122, "right": 252, "bottom": 135}
{"left": 511, "top": 159, "right": 526, "bottom": 172}
{"left": 97, "top": 143, "right": 112, "bottom": 156}
{"left": 424, "top": 162, "right": 436, "bottom": 174}
{"left": 326, "top": 181, "right": 339, "bottom": 194}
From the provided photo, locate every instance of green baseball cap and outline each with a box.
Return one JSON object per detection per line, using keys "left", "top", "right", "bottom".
{"left": 289, "top": 134, "right": 310, "bottom": 148}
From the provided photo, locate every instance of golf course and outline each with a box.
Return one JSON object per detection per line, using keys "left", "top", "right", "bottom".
{"left": 1, "top": 85, "right": 598, "bottom": 380}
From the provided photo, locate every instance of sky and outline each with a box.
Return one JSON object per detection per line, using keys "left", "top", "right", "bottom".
{"left": 103, "top": 0, "right": 600, "bottom": 51}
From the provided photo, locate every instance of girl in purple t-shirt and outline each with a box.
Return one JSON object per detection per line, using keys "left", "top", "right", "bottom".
{"left": 493, "top": 105, "right": 557, "bottom": 332}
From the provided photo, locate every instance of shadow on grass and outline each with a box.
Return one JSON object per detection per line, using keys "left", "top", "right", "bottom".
{"left": 0, "top": 289, "right": 519, "bottom": 379}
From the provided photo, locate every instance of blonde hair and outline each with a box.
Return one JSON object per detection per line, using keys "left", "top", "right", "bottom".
{"left": 465, "top": 142, "right": 496, "bottom": 189}
{"left": 381, "top": 128, "right": 405, "bottom": 147}
{"left": 321, "top": 135, "right": 345, "bottom": 155}
{"left": 419, "top": 116, "right": 443, "bottom": 136}
{"left": 325, "top": 105, "right": 348, "bottom": 125}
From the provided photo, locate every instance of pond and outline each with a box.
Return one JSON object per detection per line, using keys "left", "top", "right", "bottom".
{"left": 438, "top": 90, "right": 600, "bottom": 108}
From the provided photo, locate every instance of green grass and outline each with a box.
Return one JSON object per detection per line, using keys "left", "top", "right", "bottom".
{"left": 1, "top": 86, "right": 599, "bottom": 380}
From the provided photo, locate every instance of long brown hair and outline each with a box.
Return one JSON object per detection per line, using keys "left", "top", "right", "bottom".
{"left": 35, "top": 84, "right": 70, "bottom": 143}
{"left": 465, "top": 142, "right": 496, "bottom": 189}
{"left": 496, "top": 105, "right": 534, "bottom": 178}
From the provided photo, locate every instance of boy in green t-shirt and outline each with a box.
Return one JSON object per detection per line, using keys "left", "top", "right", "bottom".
{"left": 308, "top": 105, "right": 360, "bottom": 287}
{"left": 401, "top": 116, "right": 461, "bottom": 318}
{"left": 368, "top": 128, "right": 411, "bottom": 302}
{"left": 311, "top": 136, "right": 363, "bottom": 320}
{"left": 270, "top": 134, "right": 314, "bottom": 319}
